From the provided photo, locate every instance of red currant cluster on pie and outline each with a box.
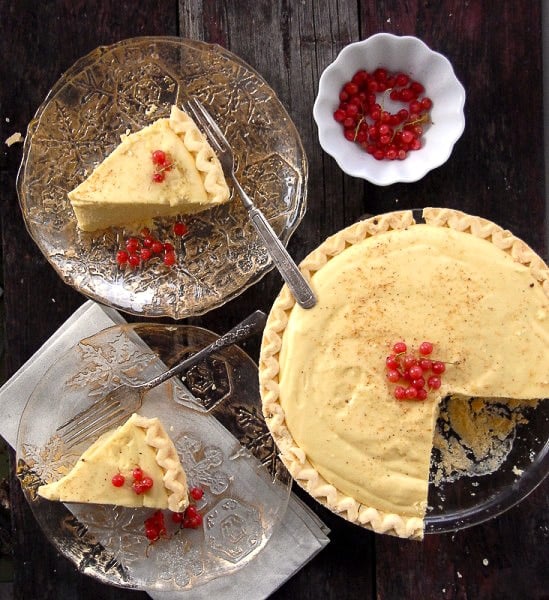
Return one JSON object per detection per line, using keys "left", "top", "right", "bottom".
{"left": 115, "top": 223, "right": 187, "bottom": 269}
{"left": 333, "top": 68, "right": 433, "bottom": 160}
{"left": 151, "top": 149, "right": 174, "bottom": 183}
{"left": 111, "top": 466, "right": 154, "bottom": 494}
{"left": 385, "top": 341, "right": 446, "bottom": 400}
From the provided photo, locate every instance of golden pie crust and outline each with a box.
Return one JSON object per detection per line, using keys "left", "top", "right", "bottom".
{"left": 259, "top": 208, "right": 548, "bottom": 539}
{"left": 38, "top": 413, "right": 189, "bottom": 512}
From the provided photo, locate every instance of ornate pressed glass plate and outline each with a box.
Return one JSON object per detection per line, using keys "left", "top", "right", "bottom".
{"left": 17, "top": 37, "right": 307, "bottom": 318}
{"left": 16, "top": 323, "right": 291, "bottom": 591}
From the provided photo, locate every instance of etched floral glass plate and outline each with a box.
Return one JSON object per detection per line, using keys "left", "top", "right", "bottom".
{"left": 16, "top": 323, "right": 291, "bottom": 591}
{"left": 16, "top": 37, "right": 307, "bottom": 318}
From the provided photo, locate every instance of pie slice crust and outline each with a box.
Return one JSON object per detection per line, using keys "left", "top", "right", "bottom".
{"left": 68, "top": 105, "right": 230, "bottom": 231}
{"left": 259, "top": 208, "right": 548, "bottom": 539}
{"left": 38, "top": 413, "right": 189, "bottom": 512}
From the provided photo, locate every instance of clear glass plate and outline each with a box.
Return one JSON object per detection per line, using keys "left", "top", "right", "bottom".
{"left": 16, "top": 323, "right": 291, "bottom": 591}
{"left": 16, "top": 37, "right": 307, "bottom": 318}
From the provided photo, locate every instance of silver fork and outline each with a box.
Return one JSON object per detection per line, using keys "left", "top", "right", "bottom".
{"left": 183, "top": 97, "right": 317, "bottom": 310}
{"left": 56, "top": 310, "right": 267, "bottom": 448}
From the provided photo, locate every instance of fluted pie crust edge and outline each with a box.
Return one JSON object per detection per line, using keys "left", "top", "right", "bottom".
{"left": 258, "top": 208, "right": 548, "bottom": 539}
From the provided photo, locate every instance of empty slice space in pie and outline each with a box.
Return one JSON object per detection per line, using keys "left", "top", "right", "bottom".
{"left": 68, "top": 106, "right": 230, "bottom": 231}
{"left": 38, "top": 413, "right": 189, "bottom": 512}
{"left": 259, "top": 208, "right": 549, "bottom": 539}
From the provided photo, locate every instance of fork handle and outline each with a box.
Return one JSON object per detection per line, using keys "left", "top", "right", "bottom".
{"left": 247, "top": 206, "right": 316, "bottom": 309}
{"left": 140, "top": 310, "right": 268, "bottom": 391}
{"left": 232, "top": 174, "right": 316, "bottom": 309}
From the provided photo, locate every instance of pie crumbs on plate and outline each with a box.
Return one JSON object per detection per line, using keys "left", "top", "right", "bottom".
{"left": 68, "top": 106, "right": 230, "bottom": 231}
{"left": 259, "top": 208, "right": 548, "bottom": 539}
{"left": 38, "top": 413, "right": 189, "bottom": 512}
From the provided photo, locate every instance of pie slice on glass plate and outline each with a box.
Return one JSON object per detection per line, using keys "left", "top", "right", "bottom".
{"left": 68, "top": 106, "right": 230, "bottom": 231}
{"left": 38, "top": 413, "right": 189, "bottom": 512}
{"left": 259, "top": 208, "right": 548, "bottom": 539}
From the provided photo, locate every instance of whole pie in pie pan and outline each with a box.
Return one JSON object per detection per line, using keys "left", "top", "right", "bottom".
{"left": 259, "top": 207, "right": 548, "bottom": 539}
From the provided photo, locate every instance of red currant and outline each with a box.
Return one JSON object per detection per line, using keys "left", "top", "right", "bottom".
{"left": 405, "top": 386, "right": 418, "bottom": 399}
{"left": 386, "top": 355, "right": 399, "bottom": 370}
{"left": 111, "top": 473, "right": 125, "bottom": 487}
{"left": 428, "top": 375, "right": 442, "bottom": 389}
{"left": 151, "top": 241, "right": 164, "bottom": 254}
{"left": 144, "top": 510, "right": 166, "bottom": 542}
{"left": 419, "top": 341, "right": 434, "bottom": 355}
{"left": 432, "top": 361, "right": 446, "bottom": 374}
{"left": 386, "top": 369, "right": 401, "bottom": 383}
{"left": 393, "top": 341, "right": 407, "bottom": 354}
{"left": 412, "top": 377, "right": 426, "bottom": 390}
{"left": 141, "top": 476, "right": 154, "bottom": 491}
{"left": 163, "top": 251, "right": 176, "bottom": 266}
{"left": 140, "top": 248, "right": 153, "bottom": 262}
{"left": 190, "top": 487, "right": 204, "bottom": 501}
{"left": 152, "top": 150, "right": 167, "bottom": 166}
{"left": 408, "top": 365, "right": 424, "bottom": 380}
{"left": 152, "top": 171, "right": 166, "bottom": 183}
{"left": 132, "top": 467, "right": 143, "bottom": 481}
{"left": 173, "top": 222, "right": 188, "bottom": 236}
{"left": 116, "top": 250, "right": 129, "bottom": 266}
{"left": 416, "top": 388, "right": 428, "bottom": 401}
{"left": 419, "top": 358, "right": 433, "bottom": 372}
{"left": 128, "top": 253, "right": 141, "bottom": 268}
{"left": 394, "top": 386, "right": 406, "bottom": 400}
{"left": 183, "top": 505, "right": 203, "bottom": 529}
{"left": 403, "top": 355, "right": 418, "bottom": 370}
{"left": 126, "top": 237, "right": 140, "bottom": 252}
{"left": 133, "top": 481, "right": 146, "bottom": 495}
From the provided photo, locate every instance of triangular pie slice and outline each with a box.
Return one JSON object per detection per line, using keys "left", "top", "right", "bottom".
{"left": 38, "top": 413, "right": 189, "bottom": 512}
{"left": 68, "top": 105, "right": 230, "bottom": 231}
{"left": 259, "top": 208, "right": 548, "bottom": 539}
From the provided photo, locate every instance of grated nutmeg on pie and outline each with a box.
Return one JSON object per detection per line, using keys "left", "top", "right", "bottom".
{"left": 259, "top": 208, "right": 548, "bottom": 539}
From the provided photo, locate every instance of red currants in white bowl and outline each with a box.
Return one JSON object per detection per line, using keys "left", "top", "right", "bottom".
{"left": 313, "top": 33, "right": 465, "bottom": 185}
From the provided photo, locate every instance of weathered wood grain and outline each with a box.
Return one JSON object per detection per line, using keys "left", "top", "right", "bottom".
{"left": 0, "top": 0, "right": 546, "bottom": 598}
{"left": 0, "top": 3, "right": 176, "bottom": 598}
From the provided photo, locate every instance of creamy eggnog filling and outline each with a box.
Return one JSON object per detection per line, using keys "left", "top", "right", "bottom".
{"left": 277, "top": 224, "right": 548, "bottom": 519}
{"left": 38, "top": 413, "right": 189, "bottom": 512}
{"left": 68, "top": 106, "right": 230, "bottom": 231}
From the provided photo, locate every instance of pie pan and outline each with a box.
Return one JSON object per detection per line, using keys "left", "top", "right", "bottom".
{"left": 259, "top": 208, "right": 548, "bottom": 537}
{"left": 16, "top": 323, "right": 291, "bottom": 591}
{"left": 17, "top": 37, "right": 307, "bottom": 319}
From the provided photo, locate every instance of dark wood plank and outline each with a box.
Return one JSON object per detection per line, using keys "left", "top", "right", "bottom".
{"left": 0, "top": 3, "right": 177, "bottom": 598}
{"left": 0, "top": 0, "right": 546, "bottom": 598}
{"left": 375, "top": 481, "right": 549, "bottom": 600}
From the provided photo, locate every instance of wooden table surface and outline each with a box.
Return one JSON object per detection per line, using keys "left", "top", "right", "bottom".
{"left": 0, "top": 1, "right": 547, "bottom": 599}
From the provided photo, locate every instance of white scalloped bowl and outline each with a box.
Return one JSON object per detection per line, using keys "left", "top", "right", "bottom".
{"left": 313, "top": 34, "right": 466, "bottom": 185}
